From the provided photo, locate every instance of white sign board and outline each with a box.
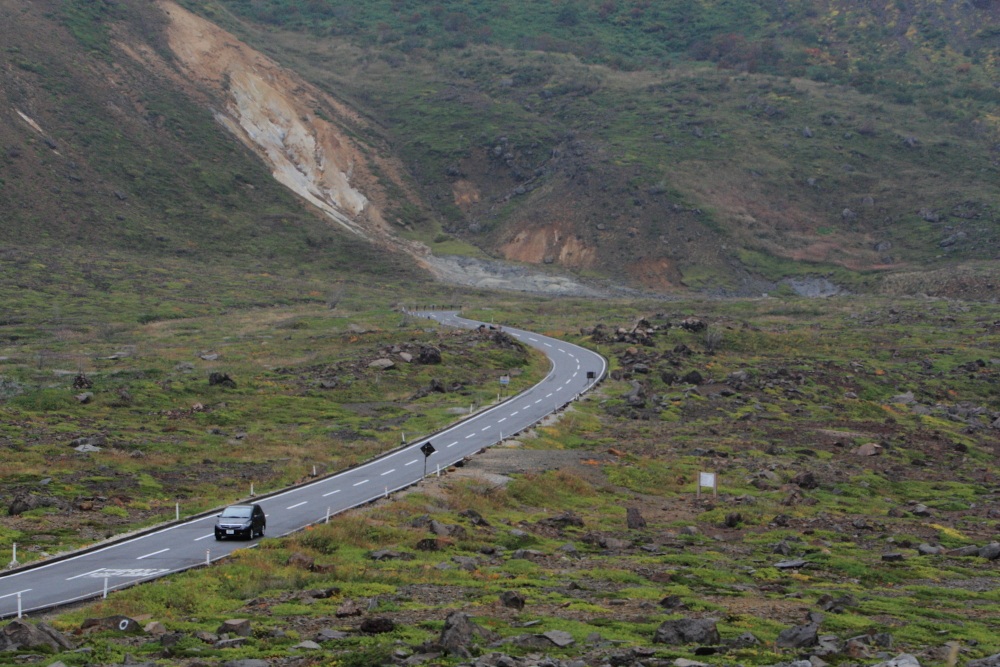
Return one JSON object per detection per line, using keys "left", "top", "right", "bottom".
{"left": 697, "top": 472, "right": 717, "bottom": 498}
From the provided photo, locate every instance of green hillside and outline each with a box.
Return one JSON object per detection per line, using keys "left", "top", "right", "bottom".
{"left": 186, "top": 0, "right": 1000, "bottom": 294}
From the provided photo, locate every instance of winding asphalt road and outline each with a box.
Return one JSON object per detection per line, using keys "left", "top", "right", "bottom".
{"left": 0, "top": 312, "right": 606, "bottom": 619}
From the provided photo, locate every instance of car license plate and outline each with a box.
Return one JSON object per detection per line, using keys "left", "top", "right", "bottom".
{"left": 226, "top": 529, "right": 234, "bottom": 534}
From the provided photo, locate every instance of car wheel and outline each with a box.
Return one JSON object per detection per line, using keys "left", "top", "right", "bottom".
{"left": 215, "top": 533, "right": 222, "bottom": 541}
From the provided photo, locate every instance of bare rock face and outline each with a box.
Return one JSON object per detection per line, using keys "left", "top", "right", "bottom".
{"left": 0, "top": 620, "right": 75, "bottom": 651}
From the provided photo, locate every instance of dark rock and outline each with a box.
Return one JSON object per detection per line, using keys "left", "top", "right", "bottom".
{"left": 9, "top": 494, "right": 65, "bottom": 516}
{"left": 659, "top": 595, "right": 687, "bottom": 610}
{"left": 80, "top": 616, "right": 141, "bottom": 634}
{"left": 220, "top": 660, "right": 270, "bottom": 667}
{"left": 0, "top": 620, "right": 75, "bottom": 651}
{"left": 500, "top": 590, "right": 526, "bottom": 610}
{"left": 217, "top": 619, "right": 252, "bottom": 637}
{"left": 417, "top": 346, "right": 442, "bottom": 364}
{"left": 776, "top": 620, "right": 820, "bottom": 648}
{"left": 680, "top": 318, "right": 706, "bottom": 332}
{"left": 336, "top": 599, "right": 365, "bottom": 617}
{"left": 682, "top": 370, "right": 704, "bottom": 385}
{"left": 791, "top": 471, "right": 819, "bottom": 489}
{"left": 653, "top": 618, "right": 720, "bottom": 645}
{"left": 946, "top": 545, "right": 981, "bottom": 557}
{"left": 978, "top": 542, "right": 1000, "bottom": 560}
{"left": 287, "top": 552, "right": 315, "bottom": 570}
{"left": 369, "top": 549, "right": 413, "bottom": 561}
{"left": 208, "top": 372, "right": 237, "bottom": 388}
{"left": 538, "top": 511, "right": 585, "bottom": 529}
{"left": 882, "top": 552, "right": 906, "bottom": 562}
{"left": 968, "top": 654, "right": 1000, "bottom": 667}
{"left": 359, "top": 617, "right": 395, "bottom": 634}
{"left": 416, "top": 538, "right": 443, "bottom": 551}
{"left": 626, "top": 507, "right": 646, "bottom": 529}
{"left": 726, "top": 631, "right": 760, "bottom": 649}
{"left": 459, "top": 508, "right": 489, "bottom": 526}
{"left": 438, "top": 611, "right": 497, "bottom": 658}
{"left": 314, "top": 628, "right": 349, "bottom": 641}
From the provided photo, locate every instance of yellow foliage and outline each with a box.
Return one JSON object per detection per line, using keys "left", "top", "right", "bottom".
{"left": 929, "top": 523, "right": 967, "bottom": 541}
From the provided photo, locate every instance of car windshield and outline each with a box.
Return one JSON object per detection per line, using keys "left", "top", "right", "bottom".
{"left": 221, "top": 507, "right": 252, "bottom": 518}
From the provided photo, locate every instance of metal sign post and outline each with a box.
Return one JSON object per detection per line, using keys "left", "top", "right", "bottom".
{"left": 420, "top": 442, "right": 436, "bottom": 478}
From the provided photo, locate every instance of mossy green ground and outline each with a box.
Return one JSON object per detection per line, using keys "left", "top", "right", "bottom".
{"left": 2, "top": 293, "right": 998, "bottom": 666}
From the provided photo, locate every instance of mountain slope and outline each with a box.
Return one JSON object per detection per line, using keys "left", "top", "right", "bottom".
{"left": 178, "top": 0, "right": 1000, "bottom": 295}
{"left": 1, "top": 0, "right": 998, "bottom": 299}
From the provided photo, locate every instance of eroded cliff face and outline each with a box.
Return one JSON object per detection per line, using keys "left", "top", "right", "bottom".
{"left": 114, "top": 2, "right": 604, "bottom": 295}
{"left": 154, "top": 1, "right": 403, "bottom": 241}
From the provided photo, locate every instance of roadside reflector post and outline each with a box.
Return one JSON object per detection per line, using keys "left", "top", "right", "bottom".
{"left": 103, "top": 577, "right": 109, "bottom": 599}
{"left": 10, "top": 542, "right": 17, "bottom": 568}
{"left": 250, "top": 483, "right": 255, "bottom": 497}
{"left": 175, "top": 503, "right": 180, "bottom": 521}
{"left": 436, "top": 464, "right": 440, "bottom": 477}
{"left": 384, "top": 486, "right": 389, "bottom": 498}
{"left": 206, "top": 550, "right": 210, "bottom": 565}
{"left": 16, "top": 592, "right": 21, "bottom": 619}
{"left": 312, "top": 465, "right": 317, "bottom": 477}
{"left": 325, "top": 507, "right": 330, "bottom": 524}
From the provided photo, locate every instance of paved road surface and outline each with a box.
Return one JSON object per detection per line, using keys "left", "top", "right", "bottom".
{"left": 0, "top": 311, "right": 606, "bottom": 619}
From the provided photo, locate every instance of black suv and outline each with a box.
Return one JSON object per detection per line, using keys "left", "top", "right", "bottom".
{"left": 214, "top": 503, "right": 266, "bottom": 540}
